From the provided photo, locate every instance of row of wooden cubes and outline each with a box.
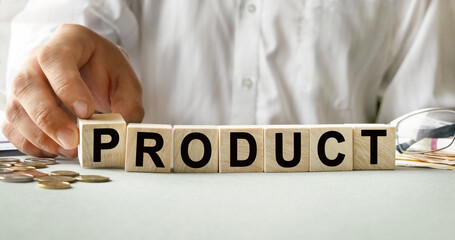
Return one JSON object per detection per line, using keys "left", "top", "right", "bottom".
{"left": 78, "top": 114, "right": 396, "bottom": 172}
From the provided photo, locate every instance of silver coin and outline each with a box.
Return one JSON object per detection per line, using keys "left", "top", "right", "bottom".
{"left": 0, "top": 169, "right": 13, "bottom": 174}
{"left": 0, "top": 158, "right": 20, "bottom": 163}
{"left": 0, "top": 173, "right": 34, "bottom": 183}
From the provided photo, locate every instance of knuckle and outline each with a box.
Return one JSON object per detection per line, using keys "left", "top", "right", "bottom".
{"left": 37, "top": 44, "right": 60, "bottom": 66}
{"left": 38, "top": 44, "right": 74, "bottom": 71}
{"left": 33, "top": 105, "right": 54, "bottom": 130}
{"left": 56, "top": 24, "right": 85, "bottom": 34}
{"left": 56, "top": 24, "right": 75, "bottom": 32}
{"left": 52, "top": 76, "right": 74, "bottom": 97}
{"left": 11, "top": 72, "right": 33, "bottom": 99}
{"left": 18, "top": 139, "right": 41, "bottom": 157}
{"left": 5, "top": 100, "right": 22, "bottom": 124}
{"left": 17, "top": 135, "right": 32, "bottom": 153}
{"left": 54, "top": 24, "right": 90, "bottom": 46}
{"left": 28, "top": 46, "right": 43, "bottom": 58}
{"left": 34, "top": 132, "right": 54, "bottom": 151}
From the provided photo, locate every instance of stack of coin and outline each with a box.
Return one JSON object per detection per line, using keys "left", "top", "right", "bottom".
{"left": 0, "top": 157, "right": 110, "bottom": 189}
{"left": 15, "top": 161, "right": 47, "bottom": 169}
{"left": 36, "top": 175, "right": 75, "bottom": 189}
{"left": 18, "top": 169, "right": 49, "bottom": 178}
{"left": 37, "top": 175, "right": 76, "bottom": 183}
{"left": 24, "top": 157, "right": 57, "bottom": 165}
{"left": 0, "top": 168, "right": 14, "bottom": 174}
{"left": 0, "top": 173, "right": 34, "bottom": 183}
{"left": 0, "top": 163, "right": 13, "bottom": 168}
{"left": 75, "top": 175, "right": 110, "bottom": 183}
{"left": 0, "top": 158, "right": 20, "bottom": 169}
{"left": 50, "top": 170, "right": 79, "bottom": 177}
{"left": 10, "top": 166, "right": 36, "bottom": 171}
{"left": 0, "top": 157, "right": 53, "bottom": 185}
{"left": 0, "top": 158, "right": 20, "bottom": 163}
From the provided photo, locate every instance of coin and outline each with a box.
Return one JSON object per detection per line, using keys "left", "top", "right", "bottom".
{"left": 38, "top": 181, "right": 71, "bottom": 189}
{"left": 25, "top": 158, "right": 57, "bottom": 165}
{"left": 15, "top": 162, "right": 47, "bottom": 169}
{"left": 75, "top": 175, "right": 110, "bottom": 183}
{"left": 0, "top": 173, "right": 34, "bottom": 183}
{"left": 0, "top": 162, "right": 19, "bottom": 166}
{"left": 0, "top": 158, "right": 20, "bottom": 163}
{"left": 0, "top": 173, "right": 10, "bottom": 178}
{"left": 18, "top": 170, "right": 49, "bottom": 178}
{"left": 0, "top": 168, "right": 13, "bottom": 174}
{"left": 25, "top": 157, "right": 55, "bottom": 161}
{"left": 36, "top": 160, "right": 57, "bottom": 165}
{"left": 50, "top": 170, "right": 79, "bottom": 177}
{"left": 10, "top": 166, "right": 36, "bottom": 171}
{"left": 36, "top": 175, "right": 76, "bottom": 183}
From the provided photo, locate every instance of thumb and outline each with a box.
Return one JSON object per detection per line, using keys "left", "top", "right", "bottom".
{"left": 110, "top": 75, "right": 144, "bottom": 123}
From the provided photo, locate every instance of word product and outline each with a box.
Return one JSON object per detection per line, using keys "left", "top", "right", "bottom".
{"left": 78, "top": 114, "right": 396, "bottom": 173}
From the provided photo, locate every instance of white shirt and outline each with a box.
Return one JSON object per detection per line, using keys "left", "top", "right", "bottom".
{"left": 6, "top": 0, "right": 455, "bottom": 125}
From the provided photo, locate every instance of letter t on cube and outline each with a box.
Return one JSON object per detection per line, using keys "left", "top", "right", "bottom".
{"left": 353, "top": 124, "right": 396, "bottom": 170}
{"left": 78, "top": 113, "right": 126, "bottom": 168}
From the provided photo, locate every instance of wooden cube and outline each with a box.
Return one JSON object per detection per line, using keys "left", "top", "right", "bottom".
{"left": 125, "top": 124, "right": 172, "bottom": 172}
{"left": 219, "top": 126, "right": 264, "bottom": 173}
{"left": 264, "top": 125, "right": 310, "bottom": 172}
{"left": 173, "top": 125, "right": 219, "bottom": 173}
{"left": 353, "top": 124, "right": 396, "bottom": 170}
{"left": 309, "top": 125, "right": 353, "bottom": 172}
{"left": 78, "top": 113, "right": 126, "bottom": 168}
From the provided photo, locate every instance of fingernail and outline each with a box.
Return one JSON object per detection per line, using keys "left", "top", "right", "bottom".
{"left": 58, "top": 148, "right": 77, "bottom": 159}
{"left": 57, "top": 128, "right": 77, "bottom": 149}
{"left": 73, "top": 100, "right": 88, "bottom": 118}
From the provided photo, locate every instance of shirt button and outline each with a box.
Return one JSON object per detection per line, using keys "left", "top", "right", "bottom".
{"left": 247, "top": 4, "right": 256, "bottom": 13}
{"left": 242, "top": 78, "right": 254, "bottom": 90}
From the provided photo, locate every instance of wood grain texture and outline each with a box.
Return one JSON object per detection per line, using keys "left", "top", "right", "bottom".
{"left": 264, "top": 125, "right": 310, "bottom": 172}
{"left": 309, "top": 125, "right": 353, "bottom": 172}
{"left": 353, "top": 124, "right": 396, "bottom": 170}
{"left": 173, "top": 125, "right": 219, "bottom": 173}
{"left": 219, "top": 126, "right": 264, "bottom": 173}
{"left": 125, "top": 124, "right": 172, "bottom": 172}
{"left": 78, "top": 113, "right": 126, "bottom": 168}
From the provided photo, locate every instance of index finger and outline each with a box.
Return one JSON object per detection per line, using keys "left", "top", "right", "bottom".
{"left": 38, "top": 24, "right": 96, "bottom": 119}
{"left": 12, "top": 55, "right": 79, "bottom": 149}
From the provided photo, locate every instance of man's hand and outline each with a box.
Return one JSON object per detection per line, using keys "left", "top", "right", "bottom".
{"left": 2, "top": 24, "right": 144, "bottom": 158}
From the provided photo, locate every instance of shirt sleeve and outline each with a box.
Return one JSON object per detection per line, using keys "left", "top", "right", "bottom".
{"left": 377, "top": 0, "right": 455, "bottom": 123}
{"left": 5, "top": 0, "right": 139, "bottom": 99}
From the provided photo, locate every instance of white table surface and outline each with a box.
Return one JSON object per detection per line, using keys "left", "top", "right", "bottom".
{"left": 1, "top": 155, "right": 455, "bottom": 240}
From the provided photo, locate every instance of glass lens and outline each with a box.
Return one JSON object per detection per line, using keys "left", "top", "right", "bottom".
{"left": 396, "top": 110, "right": 455, "bottom": 153}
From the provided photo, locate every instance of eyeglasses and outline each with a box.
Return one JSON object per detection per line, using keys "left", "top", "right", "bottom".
{"left": 390, "top": 108, "right": 455, "bottom": 154}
